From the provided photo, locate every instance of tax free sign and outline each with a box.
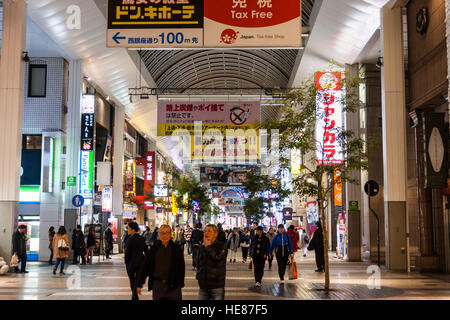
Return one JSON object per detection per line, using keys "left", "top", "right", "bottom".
{"left": 107, "top": 0, "right": 301, "bottom": 48}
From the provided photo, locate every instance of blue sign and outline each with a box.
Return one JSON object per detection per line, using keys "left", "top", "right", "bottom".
{"left": 72, "top": 195, "right": 85, "bottom": 208}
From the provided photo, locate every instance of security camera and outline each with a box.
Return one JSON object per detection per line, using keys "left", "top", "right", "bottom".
{"left": 376, "top": 57, "right": 383, "bottom": 69}
{"left": 22, "top": 51, "right": 30, "bottom": 62}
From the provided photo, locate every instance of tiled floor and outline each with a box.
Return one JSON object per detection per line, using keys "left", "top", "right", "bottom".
{"left": 0, "top": 252, "right": 449, "bottom": 300}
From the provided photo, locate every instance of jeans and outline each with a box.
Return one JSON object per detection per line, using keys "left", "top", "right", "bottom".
{"left": 49, "top": 249, "right": 54, "bottom": 263}
{"left": 16, "top": 254, "right": 27, "bottom": 272}
{"left": 275, "top": 253, "right": 289, "bottom": 280}
{"left": 268, "top": 254, "right": 273, "bottom": 268}
{"left": 192, "top": 245, "right": 200, "bottom": 268}
{"left": 253, "top": 256, "right": 265, "bottom": 283}
{"left": 302, "top": 246, "right": 308, "bottom": 256}
{"left": 198, "top": 287, "right": 225, "bottom": 300}
{"left": 54, "top": 258, "right": 66, "bottom": 273}
{"left": 186, "top": 242, "right": 192, "bottom": 255}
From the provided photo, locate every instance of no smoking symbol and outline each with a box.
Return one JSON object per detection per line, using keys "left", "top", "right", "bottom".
{"left": 230, "top": 107, "right": 249, "bottom": 125}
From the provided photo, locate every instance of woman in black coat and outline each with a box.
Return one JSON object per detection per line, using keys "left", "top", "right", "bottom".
{"left": 308, "top": 220, "right": 325, "bottom": 272}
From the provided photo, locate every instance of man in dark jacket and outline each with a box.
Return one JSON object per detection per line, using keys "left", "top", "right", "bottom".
{"left": 191, "top": 222, "right": 204, "bottom": 270}
{"left": 137, "top": 224, "right": 185, "bottom": 300}
{"left": 124, "top": 222, "right": 146, "bottom": 301}
{"left": 196, "top": 224, "right": 228, "bottom": 300}
{"left": 269, "top": 224, "right": 294, "bottom": 284}
{"left": 216, "top": 223, "right": 226, "bottom": 244}
{"left": 74, "top": 225, "right": 86, "bottom": 265}
{"left": 104, "top": 223, "right": 114, "bottom": 259}
{"left": 250, "top": 226, "right": 270, "bottom": 287}
{"left": 12, "top": 225, "right": 28, "bottom": 273}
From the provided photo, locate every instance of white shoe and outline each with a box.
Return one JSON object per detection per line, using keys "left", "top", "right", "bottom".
{"left": 255, "top": 282, "right": 261, "bottom": 287}
{"left": 280, "top": 279, "right": 284, "bottom": 284}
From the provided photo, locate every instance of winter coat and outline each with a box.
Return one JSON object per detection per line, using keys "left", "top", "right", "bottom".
{"left": 308, "top": 228, "right": 324, "bottom": 252}
{"left": 52, "top": 234, "right": 71, "bottom": 259}
{"left": 86, "top": 233, "right": 96, "bottom": 247}
{"left": 48, "top": 231, "right": 55, "bottom": 250}
{"left": 217, "top": 229, "right": 227, "bottom": 244}
{"left": 240, "top": 233, "right": 250, "bottom": 248}
{"left": 191, "top": 228, "right": 204, "bottom": 245}
{"left": 286, "top": 229, "right": 300, "bottom": 253}
{"left": 137, "top": 240, "right": 185, "bottom": 291}
{"left": 143, "top": 230, "right": 152, "bottom": 245}
{"left": 269, "top": 232, "right": 293, "bottom": 257}
{"left": 195, "top": 240, "right": 228, "bottom": 289}
{"left": 301, "top": 230, "right": 310, "bottom": 247}
{"left": 12, "top": 230, "right": 27, "bottom": 256}
{"left": 124, "top": 233, "right": 147, "bottom": 268}
{"left": 104, "top": 227, "right": 113, "bottom": 243}
{"left": 227, "top": 232, "right": 240, "bottom": 251}
{"left": 250, "top": 233, "right": 270, "bottom": 258}
{"left": 74, "top": 230, "right": 86, "bottom": 250}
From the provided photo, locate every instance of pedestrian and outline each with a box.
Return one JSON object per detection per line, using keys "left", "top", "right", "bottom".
{"left": 52, "top": 226, "right": 70, "bottom": 275}
{"left": 184, "top": 225, "right": 192, "bottom": 255}
{"left": 248, "top": 222, "right": 258, "bottom": 268}
{"left": 240, "top": 228, "right": 250, "bottom": 263}
{"left": 174, "top": 225, "right": 183, "bottom": 245}
{"left": 191, "top": 222, "right": 204, "bottom": 270}
{"left": 74, "top": 225, "right": 86, "bottom": 265}
{"left": 137, "top": 225, "right": 185, "bottom": 300}
{"left": 196, "top": 224, "right": 228, "bottom": 300}
{"left": 227, "top": 227, "right": 240, "bottom": 263}
{"left": 143, "top": 226, "right": 152, "bottom": 252}
{"left": 104, "top": 223, "right": 114, "bottom": 259}
{"left": 71, "top": 228, "right": 77, "bottom": 264}
{"left": 266, "top": 227, "right": 275, "bottom": 269}
{"left": 300, "top": 228, "right": 309, "bottom": 257}
{"left": 250, "top": 226, "right": 270, "bottom": 287}
{"left": 216, "top": 223, "right": 227, "bottom": 244}
{"left": 48, "top": 226, "right": 55, "bottom": 265}
{"left": 150, "top": 226, "right": 159, "bottom": 246}
{"left": 12, "top": 225, "right": 28, "bottom": 273}
{"left": 122, "top": 224, "right": 130, "bottom": 247}
{"left": 269, "top": 224, "right": 293, "bottom": 284}
{"left": 308, "top": 220, "right": 325, "bottom": 272}
{"left": 286, "top": 225, "right": 300, "bottom": 258}
{"left": 124, "top": 222, "right": 147, "bottom": 301}
{"left": 85, "top": 226, "right": 96, "bottom": 264}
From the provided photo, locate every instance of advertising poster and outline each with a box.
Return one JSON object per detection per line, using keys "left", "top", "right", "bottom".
{"left": 315, "top": 72, "right": 344, "bottom": 165}
{"left": 124, "top": 161, "right": 135, "bottom": 192}
{"left": 144, "top": 152, "right": 156, "bottom": 209}
{"left": 211, "top": 186, "right": 248, "bottom": 199}
{"left": 79, "top": 151, "right": 93, "bottom": 199}
{"left": 306, "top": 201, "right": 319, "bottom": 235}
{"left": 102, "top": 186, "right": 113, "bottom": 212}
{"left": 200, "top": 165, "right": 253, "bottom": 184}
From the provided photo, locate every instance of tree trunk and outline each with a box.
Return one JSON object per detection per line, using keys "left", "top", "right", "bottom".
{"left": 320, "top": 201, "right": 330, "bottom": 291}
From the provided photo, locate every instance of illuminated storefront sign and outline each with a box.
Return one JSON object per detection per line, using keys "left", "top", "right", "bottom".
{"left": 154, "top": 184, "right": 168, "bottom": 197}
{"left": 172, "top": 193, "right": 179, "bottom": 215}
{"left": 334, "top": 169, "right": 343, "bottom": 206}
{"left": 81, "top": 94, "right": 95, "bottom": 114}
{"left": 315, "top": 72, "right": 343, "bottom": 165}
{"left": 144, "top": 152, "right": 155, "bottom": 209}
{"left": 291, "top": 148, "right": 301, "bottom": 175}
{"left": 79, "top": 151, "right": 94, "bottom": 199}
{"left": 81, "top": 114, "right": 94, "bottom": 151}
{"left": 124, "top": 160, "right": 136, "bottom": 192}
{"left": 102, "top": 185, "right": 113, "bottom": 212}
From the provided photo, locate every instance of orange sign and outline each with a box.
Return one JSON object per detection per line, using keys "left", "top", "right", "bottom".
{"left": 334, "top": 169, "right": 343, "bottom": 206}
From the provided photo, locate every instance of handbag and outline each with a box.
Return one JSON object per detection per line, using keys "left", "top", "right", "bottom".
{"left": 58, "top": 238, "right": 69, "bottom": 251}
{"left": 10, "top": 254, "right": 19, "bottom": 267}
{"left": 289, "top": 261, "right": 298, "bottom": 280}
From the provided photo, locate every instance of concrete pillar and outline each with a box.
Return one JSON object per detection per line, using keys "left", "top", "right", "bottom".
{"left": 345, "top": 63, "right": 362, "bottom": 262}
{"left": 64, "top": 60, "right": 82, "bottom": 247}
{"left": 113, "top": 105, "right": 125, "bottom": 251}
{"left": 0, "top": 0, "right": 27, "bottom": 262}
{"left": 380, "top": 5, "right": 408, "bottom": 271}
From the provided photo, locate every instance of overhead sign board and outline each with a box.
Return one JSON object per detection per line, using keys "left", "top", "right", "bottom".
{"left": 154, "top": 184, "right": 169, "bottom": 197}
{"left": 106, "top": 0, "right": 301, "bottom": 48}
{"left": 79, "top": 151, "right": 94, "bottom": 199}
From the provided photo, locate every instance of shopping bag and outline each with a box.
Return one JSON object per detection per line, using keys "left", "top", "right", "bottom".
{"left": 10, "top": 254, "right": 18, "bottom": 267}
{"left": 289, "top": 261, "right": 298, "bottom": 280}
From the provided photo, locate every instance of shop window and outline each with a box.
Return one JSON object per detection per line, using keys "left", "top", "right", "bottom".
{"left": 22, "top": 135, "right": 42, "bottom": 150}
{"left": 28, "top": 64, "right": 47, "bottom": 97}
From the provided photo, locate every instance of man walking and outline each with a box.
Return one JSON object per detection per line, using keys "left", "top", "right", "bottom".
{"left": 269, "top": 224, "right": 293, "bottom": 284}
{"left": 137, "top": 225, "right": 185, "bottom": 300}
{"left": 191, "top": 222, "right": 204, "bottom": 270}
{"left": 196, "top": 224, "right": 228, "bottom": 300}
{"left": 104, "top": 223, "right": 114, "bottom": 259}
{"left": 124, "top": 222, "right": 146, "bottom": 301}
{"left": 250, "top": 226, "right": 270, "bottom": 287}
{"left": 74, "top": 225, "right": 86, "bottom": 265}
{"left": 12, "top": 225, "right": 28, "bottom": 273}
{"left": 184, "top": 225, "right": 192, "bottom": 255}
{"left": 216, "top": 223, "right": 226, "bottom": 244}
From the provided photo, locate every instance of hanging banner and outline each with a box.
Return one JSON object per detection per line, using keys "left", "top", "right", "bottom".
{"left": 334, "top": 169, "right": 343, "bottom": 206}
{"left": 124, "top": 160, "right": 135, "bottom": 192}
{"left": 423, "top": 113, "right": 447, "bottom": 188}
{"left": 106, "top": 0, "right": 301, "bottom": 49}
{"left": 291, "top": 148, "right": 302, "bottom": 175}
{"left": 315, "top": 72, "right": 343, "bottom": 165}
{"left": 211, "top": 186, "right": 248, "bottom": 198}
{"left": 306, "top": 201, "right": 319, "bottom": 235}
{"left": 102, "top": 186, "right": 113, "bottom": 212}
{"left": 172, "top": 193, "right": 179, "bottom": 215}
{"left": 144, "top": 152, "right": 155, "bottom": 209}
{"left": 157, "top": 101, "right": 261, "bottom": 136}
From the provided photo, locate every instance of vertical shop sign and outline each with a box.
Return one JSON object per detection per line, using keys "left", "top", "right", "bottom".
{"left": 79, "top": 150, "right": 94, "bottom": 199}
{"left": 102, "top": 185, "right": 113, "bottom": 212}
{"left": 291, "top": 148, "right": 302, "bottom": 175}
{"left": 144, "top": 152, "right": 155, "bottom": 209}
{"left": 81, "top": 114, "right": 94, "bottom": 151}
{"left": 124, "top": 161, "right": 135, "bottom": 192}
{"left": 315, "top": 72, "right": 343, "bottom": 165}
{"left": 334, "top": 169, "right": 343, "bottom": 206}
{"left": 172, "top": 192, "right": 179, "bottom": 215}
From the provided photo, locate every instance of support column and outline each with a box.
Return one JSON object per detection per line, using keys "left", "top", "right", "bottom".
{"left": 113, "top": 105, "right": 125, "bottom": 252}
{"left": 380, "top": 5, "right": 408, "bottom": 271}
{"left": 345, "top": 63, "right": 362, "bottom": 262}
{"left": 64, "top": 60, "right": 82, "bottom": 241}
{"left": 0, "top": 0, "right": 27, "bottom": 263}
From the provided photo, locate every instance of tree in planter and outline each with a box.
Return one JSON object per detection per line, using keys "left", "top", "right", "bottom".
{"left": 243, "top": 169, "right": 291, "bottom": 225}
{"left": 264, "top": 71, "right": 368, "bottom": 291}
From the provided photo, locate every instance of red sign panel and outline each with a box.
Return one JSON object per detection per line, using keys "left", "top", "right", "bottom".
{"left": 144, "top": 152, "right": 155, "bottom": 210}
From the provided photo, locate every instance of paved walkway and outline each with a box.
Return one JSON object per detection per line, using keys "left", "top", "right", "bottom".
{"left": 0, "top": 252, "right": 448, "bottom": 300}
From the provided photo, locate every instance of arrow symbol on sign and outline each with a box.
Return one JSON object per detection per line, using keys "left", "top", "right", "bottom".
{"left": 113, "top": 32, "right": 126, "bottom": 44}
